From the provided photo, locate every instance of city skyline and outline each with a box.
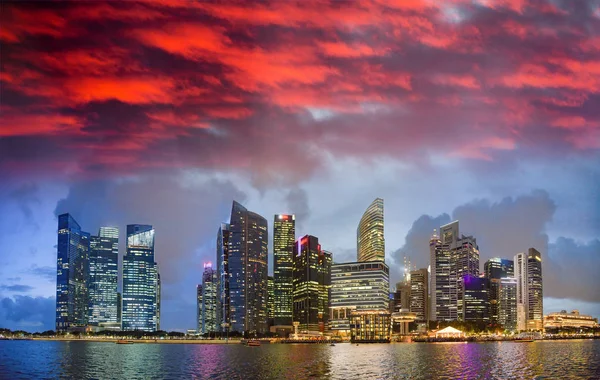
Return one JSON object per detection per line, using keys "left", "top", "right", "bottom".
{"left": 1, "top": 0, "right": 599, "bottom": 333}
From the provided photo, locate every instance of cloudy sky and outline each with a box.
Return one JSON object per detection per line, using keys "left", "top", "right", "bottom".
{"left": 1, "top": 0, "right": 599, "bottom": 332}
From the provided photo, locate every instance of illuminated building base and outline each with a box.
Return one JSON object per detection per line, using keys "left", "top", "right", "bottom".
{"left": 350, "top": 310, "right": 391, "bottom": 342}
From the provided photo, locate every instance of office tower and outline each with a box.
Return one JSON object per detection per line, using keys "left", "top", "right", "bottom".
{"left": 88, "top": 227, "right": 119, "bottom": 326}
{"left": 293, "top": 235, "right": 332, "bottom": 333}
{"left": 201, "top": 263, "right": 218, "bottom": 333}
{"left": 216, "top": 223, "right": 230, "bottom": 333}
{"left": 430, "top": 221, "right": 479, "bottom": 322}
{"left": 498, "top": 277, "right": 517, "bottom": 331}
{"left": 515, "top": 248, "right": 543, "bottom": 331}
{"left": 122, "top": 224, "right": 158, "bottom": 332}
{"left": 357, "top": 198, "right": 385, "bottom": 262}
{"left": 56, "top": 213, "right": 90, "bottom": 332}
{"left": 155, "top": 268, "right": 161, "bottom": 331}
{"left": 462, "top": 275, "right": 489, "bottom": 322}
{"left": 267, "top": 276, "right": 274, "bottom": 326}
{"left": 196, "top": 284, "right": 203, "bottom": 333}
{"left": 410, "top": 268, "right": 429, "bottom": 322}
{"left": 228, "top": 201, "right": 269, "bottom": 335}
{"left": 273, "top": 214, "right": 295, "bottom": 326}
{"left": 484, "top": 258, "right": 514, "bottom": 324}
{"left": 117, "top": 292, "right": 122, "bottom": 324}
{"left": 393, "top": 281, "right": 411, "bottom": 312}
{"left": 329, "top": 261, "right": 389, "bottom": 338}
{"left": 429, "top": 229, "right": 455, "bottom": 321}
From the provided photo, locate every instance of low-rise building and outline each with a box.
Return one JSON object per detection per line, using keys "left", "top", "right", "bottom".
{"left": 544, "top": 310, "right": 598, "bottom": 329}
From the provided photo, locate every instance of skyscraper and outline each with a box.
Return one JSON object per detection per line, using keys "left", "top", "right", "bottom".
{"left": 202, "top": 263, "right": 218, "bottom": 333}
{"left": 484, "top": 258, "right": 514, "bottom": 324}
{"left": 293, "top": 235, "right": 331, "bottom": 333}
{"left": 267, "top": 276, "right": 274, "bottom": 327}
{"left": 56, "top": 213, "right": 90, "bottom": 332}
{"left": 498, "top": 277, "right": 517, "bottom": 331}
{"left": 329, "top": 261, "right": 389, "bottom": 336}
{"left": 357, "top": 198, "right": 384, "bottom": 262}
{"left": 273, "top": 214, "right": 295, "bottom": 326}
{"left": 155, "top": 268, "right": 161, "bottom": 331}
{"left": 216, "top": 223, "right": 230, "bottom": 333}
{"left": 88, "top": 226, "right": 119, "bottom": 326}
{"left": 409, "top": 268, "right": 429, "bottom": 322}
{"left": 196, "top": 284, "right": 203, "bottom": 333}
{"left": 228, "top": 201, "right": 269, "bottom": 335}
{"left": 462, "top": 275, "right": 489, "bottom": 322}
{"left": 430, "top": 221, "right": 480, "bottom": 322}
{"left": 515, "top": 248, "right": 543, "bottom": 331}
{"left": 122, "top": 224, "right": 158, "bottom": 332}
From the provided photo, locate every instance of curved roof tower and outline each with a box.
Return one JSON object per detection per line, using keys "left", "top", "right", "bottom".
{"left": 357, "top": 198, "right": 385, "bottom": 262}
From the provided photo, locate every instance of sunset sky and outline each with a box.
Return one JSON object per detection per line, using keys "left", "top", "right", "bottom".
{"left": 1, "top": 0, "right": 599, "bottom": 331}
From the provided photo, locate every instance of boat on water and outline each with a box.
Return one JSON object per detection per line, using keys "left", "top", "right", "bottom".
{"left": 247, "top": 340, "right": 261, "bottom": 347}
{"left": 116, "top": 340, "right": 134, "bottom": 344}
{"left": 330, "top": 343, "right": 336, "bottom": 346}
{"left": 514, "top": 339, "right": 534, "bottom": 343}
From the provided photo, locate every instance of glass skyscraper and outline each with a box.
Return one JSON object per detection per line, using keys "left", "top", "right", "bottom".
{"left": 56, "top": 213, "right": 90, "bottom": 332}
{"left": 292, "top": 235, "right": 331, "bottom": 333}
{"left": 196, "top": 284, "right": 203, "bottom": 333}
{"left": 273, "top": 214, "right": 295, "bottom": 326}
{"left": 409, "top": 268, "right": 429, "bottom": 322}
{"left": 484, "top": 258, "right": 514, "bottom": 324}
{"left": 122, "top": 224, "right": 158, "bottom": 332}
{"left": 216, "top": 222, "right": 230, "bottom": 333}
{"left": 228, "top": 201, "right": 268, "bottom": 335}
{"left": 515, "top": 248, "right": 543, "bottom": 331}
{"left": 88, "top": 226, "right": 119, "bottom": 326}
{"left": 357, "top": 198, "right": 385, "bottom": 262}
{"left": 462, "top": 275, "right": 489, "bottom": 322}
{"left": 498, "top": 277, "right": 517, "bottom": 331}
{"left": 202, "top": 263, "right": 218, "bottom": 333}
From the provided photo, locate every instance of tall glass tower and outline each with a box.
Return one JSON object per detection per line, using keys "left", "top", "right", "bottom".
{"left": 122, "top": 224, "right": 158, "bottom": 332}
{"left": 56, "top": 213, "right": 90, "bottom": 332}
{"left": 357, "top": 198, "right": 384, "bottom": 262}
{"left": 216, "top": 223, "right": 230, "bottom": 332}
{"left": 273, "top": 214, "right": 295, "bottom": 326}
{"left": 202, "top": 263, "right": 218, "bottom": 333}
{"left": 88, "top": 226, "right": 119, "bottom": 325}
{"left": 228, "top": 201, "right": 268, "bottom": 335}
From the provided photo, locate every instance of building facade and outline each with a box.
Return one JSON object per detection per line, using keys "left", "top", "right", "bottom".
{"left": 350, "top": 310, "right": 391, "bottom": 342}
{"left": 216, "top": 223, "right": 230, "bottom": 333}
{"left": 196, "top": 284, "right": 203, "bottom": 333}
{"left": 329, "top": 261, "right": 389, "bottom": 336}
{"left": 88, "top": 227, "right": 119, "bottom": 326}
{"left": 273, "top": 214, "right": 295, "bottom": 326}
{"left": 122, "top": 224, "right": 158, "bottom": 332}
{"left": 228, "top": 201, "right": 269, "bottom": 335}
{"left": 357, "top": 198, "right": 385, "bottom": 262}
{"left": 498, "top": 277, "right": 517, "bottom": 331}
{"left": 462, "top": 275, "right": 489, "bottom": 322}
{"left": 202, "top": 263, "right": 218, "bottom": 333}
{"left": 484, "top": 258, "right": 514, "bottom": 324}
{"left": 515, "top": 248, "right": 543, "bottom": 331}
{"left": 293, "top": 235, "right": 331, "bottom": 333}
{"left": 56, "top": 213, "right": 90, "bottom": 332}
{"left": 409, "top": 268, "right": 428, "bottom": 322}
{"left": 544, "top": 310, "right": 598, "bottom": 329}
{"left": 267, "top": 276, "right": 274, "bottom": 327}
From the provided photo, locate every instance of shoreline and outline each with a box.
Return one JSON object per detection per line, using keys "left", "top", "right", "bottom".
{"left": 4, "top": 336, "right": 595, "bottom": 344}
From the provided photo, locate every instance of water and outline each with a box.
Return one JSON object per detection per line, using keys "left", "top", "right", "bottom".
{"left": 1, "top": 340, "right": 599, "bottom": 379}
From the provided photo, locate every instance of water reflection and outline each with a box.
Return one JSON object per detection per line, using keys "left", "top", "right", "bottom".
{"left": 1, "top": 340, "right": 599, "bottom": 379}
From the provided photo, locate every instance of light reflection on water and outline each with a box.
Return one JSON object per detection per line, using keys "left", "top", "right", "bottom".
{"left": 1, "top": 340, "right": 598, "bottom": 379}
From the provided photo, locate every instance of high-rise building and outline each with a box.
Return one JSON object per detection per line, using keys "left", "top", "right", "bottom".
{"left": 228, "top": 201, "right": 268, "bottom": 335}
{"left": 462, "top": 275, "right": 489, "bottom": 322}
{"left": 216, "top": 223, "right": 230, "bottom": 333}
{"left": 117, "top": 292, "right": 122, "bottom": 325}
{"left": 56, "top": 213, "right": 90, "bottom": 332}
{"left": 156, "top": 268, "right": 161, "bottom": 331}
{"left": 430, "top": 221, "right": 480, "bottom": 322}
{"left": 329, "top": 261, "right": 389, "bottom": 336}
{"left": 293, "top": 235, "right": 331, "bottom": 333}
{"left": 202, "top": 263, "right": 218, "bottom": 333}
{"left": 88, "top": 227, "right": 119, "bottom": 326}
{"left": 196, "top": 284, "right": 203, "bottom": 333}
{"left": 357, "top": 198, "right": 384, "bottom": 262}
{"left": 410, "top": 268, "right": 429, "bottom": 322}
{"left": 273, "top": 214, "right": 295, "bottom": 326}
{"left": 484, "top": 258, "right": 514, "bottom": 324}
{"left": 122, "top": 224, "right": 158, "bottom": 332}
{"left": 393, "top": 281, "right": 411, "bottom": 312}
{"left": 498, "top": 277, "right": 517, "bottom": 331}
{"left": 515, "top": 248, "right": 543, "bottom": 331}
{"left": 267, "top": 276, "right": 274, "bottom": 327}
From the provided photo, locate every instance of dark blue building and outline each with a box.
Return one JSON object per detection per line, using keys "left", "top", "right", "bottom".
{"left": 56, "top": 213, "right": 90, "bottom": 332}
{"left": 88, "top": 227, "right": 119, "bottom": 325}
{"left": 462, "top": 275, "right": 490, "bottom": 322}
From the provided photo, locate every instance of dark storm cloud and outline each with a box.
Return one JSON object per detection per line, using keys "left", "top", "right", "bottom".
{"left": 0, "top": 295, "right": 55, "bottom": 332}
{"left": 286, "top": 187, "right": 310, "bottom": 230}
{"left": 8, "top": 183, "right": 40, "bottom": 230}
